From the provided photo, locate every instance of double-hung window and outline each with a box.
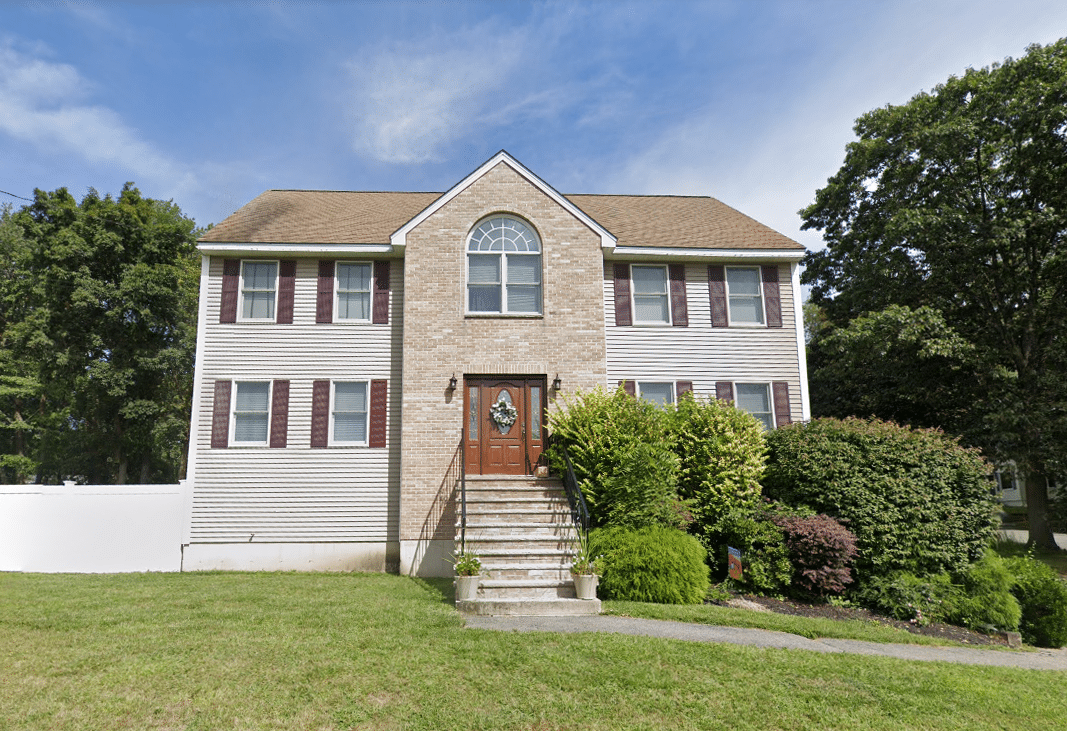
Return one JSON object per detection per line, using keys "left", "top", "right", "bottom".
{"left": 631, "top": 265, "right": 670, "bottom": 325}
{"left": 467, "top": 216, "right": 542, "bottom": 315}
{"left": 240, "top": 261, "right": 278, "bottom": 320}
{"left": 735, "top": 383, "right": 773, "bottom": 430}
{"left": 336, "top": 262, "right": 372, "bottom": 321}
{"left": 331, "top": 381, "right": 369, "bottom": 445}
{"left": 637, "top": 381, "right": 674, "bottom": 406}
{"left": 232, "top": 381, "right": 271, "bottom": 444}
{"left": 726, "top": 267, "right": 764, "bottom": 325}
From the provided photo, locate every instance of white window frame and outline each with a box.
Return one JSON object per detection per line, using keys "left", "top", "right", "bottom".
{"left": 734, "top": 382, "right": 775, "bottom": 430}
{"left": 334, "top": 261, "right": 373, "bottom": 323}
{"left": 230, "top": 380, "right": 272, "bottom": 446}
{"left": 238, "top": 260, "right": 279, "bottom": 322}
{"left": 630, "top": 264, "right": 672, "bottom": 326}
{"left": 636, "top": 381, "right": 675, "bottom": 406}
{"left": 329, "top": 380, "right": 370, "bottom": 446}
{"left": 465, "top": 215, "right": 543, "bottom": 317}
{"left": 725, "top": 266, "right": 766, "bottom": 327}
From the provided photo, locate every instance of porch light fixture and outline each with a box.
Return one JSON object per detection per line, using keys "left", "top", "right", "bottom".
{"left": 552, "top": 374, "right": 562, "bottom": 391}
{"left": 448, "top": 373, "right": 458, "bottom": 391}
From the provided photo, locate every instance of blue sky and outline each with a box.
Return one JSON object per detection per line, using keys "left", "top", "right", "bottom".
{"left": 2, "top": 1, "right": 1065, "bottom": 252}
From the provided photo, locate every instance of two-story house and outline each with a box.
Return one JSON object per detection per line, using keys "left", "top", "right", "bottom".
{"left": 182, "top": 151, "right": 809, "bottom": 578}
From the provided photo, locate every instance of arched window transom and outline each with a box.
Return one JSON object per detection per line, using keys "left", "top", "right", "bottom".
{"left": 467, "top": 216, "right": 542, "bottom": 314}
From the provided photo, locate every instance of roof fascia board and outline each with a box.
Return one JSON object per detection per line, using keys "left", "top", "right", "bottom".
{"left": 390, "top": 150, "right": 617, "bottom": 251}
{"left": 607, "top": 246, "right": 805, "bottom": 262}
{"left": 198, "top": 242, "right": 396, "bottom": 256}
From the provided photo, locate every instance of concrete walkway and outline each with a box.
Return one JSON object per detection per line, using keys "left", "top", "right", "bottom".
{"left": 464, "top": 614, "right": 1067, "bottom": 671}
{"left": 999, "top": 528, "right": 1067, "bottom": 549}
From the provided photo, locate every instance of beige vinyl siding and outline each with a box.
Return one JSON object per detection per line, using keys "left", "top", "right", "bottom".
{"left": 603, "top": 261, "right": 804, "bottom": 418}
{"left": 189, "top": 257, "right": 402, "bottom": 543}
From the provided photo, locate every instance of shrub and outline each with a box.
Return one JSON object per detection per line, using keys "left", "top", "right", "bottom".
{"left": 853, "top": 571, "right": 960, "bottom": 625}
{"left": 599, "top": 441, "right": 689, "bottom": 531}
{"left": 1006, "top": 554, "right": 1067, "bottom": 648}
{"left": 590, "top": 525, "right": 709, "bottom": 604}
{"left": 772, "top": 514, "right": 858, "bottom": 597}
{"left": 946, "top": 550, "right": 1021, "bottom": 632}
{"left": 712, "top": 510, "right": 793, "bottom": 595}
{"left": 665, "top": 394, "right": 766, "bottom": 540}
{"left": 762, "top": 417, "right": 998, "bottom": 581}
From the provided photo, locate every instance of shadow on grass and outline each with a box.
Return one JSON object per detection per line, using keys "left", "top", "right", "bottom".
{"left": 410, "top": 576, "right": 455, "bottom": 606}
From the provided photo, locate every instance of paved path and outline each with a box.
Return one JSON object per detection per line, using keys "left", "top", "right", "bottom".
{"left": 464, "top": 614, "right": 1067, "bottom": 671}
{"left": 999, "top": 528, "right": 1067, "bottom": 549}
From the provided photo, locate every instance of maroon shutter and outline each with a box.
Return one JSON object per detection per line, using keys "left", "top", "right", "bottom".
{"left": 715, "top": 381, "right": 735, "bottom": 404}
{"left": 316, "top": 260, "right": 334, "bottom": 323}
{"left": 772, "top": 381, "right": 792, "bottom": 427}
{"left": 220, "top": 259, "right": 240, "bottom": 323}
{"left": 669, "top": 264, "right": 688, "bottom": 327}
{"left": 373, "top": 261, "right": 390, "bottom": 325}
{"left": 619, "top": 380, "right": 636, "bottom": 397}
{"left": 676, "top": 381, "right": 693, "bottom": 401}
{"left": 613, "top": 263, "right": 632, "bottom": 327}
{"left": 275, "top": 260, "right": 296, "bottom": 324}
{"left": 210, "top": 380, "right": 232, "bottom": 448}
{"left": 369, "top": 379, "right": 388, "bottom": 448}
{"left": 310, "top": 380, "right": 330, "bottom": 448}
{"left": 708, "top": 265, "right": 728, "bottom": 327}
{"left": 269, "top": 380, "right": 289, "bottom": 448}
{"left": 762, "top": 265, "right": 783, "bottom": 328}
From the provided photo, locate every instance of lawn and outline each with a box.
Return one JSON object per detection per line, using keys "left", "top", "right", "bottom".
{"left": 2, "top": 572, "right": 1065, "bottom": 730}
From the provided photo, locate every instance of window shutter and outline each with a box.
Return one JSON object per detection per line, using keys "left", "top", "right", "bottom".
{"left": 316, "top": 260, "right": 334, "bottom": 323}
{"left": 369, "top": 379, "right": 388, "bottom": 448}
{"left": 310, "top": 379, "right": 330, "bottom": 447}
{"left": 762, "top": 265, "right": 783, "bottom": 328}
{"left": 772, "top": 381, "right": 792, "bottom": 427}
{"left": 220, "top": 259, "right": 240, "bottom": 323}
{"left": 619, "top": 380, "right": 636, "bottom": 397}
{"left": 269, "top": 379, "right": 289, "bottom": 448}
{"left": 613, "top": 263, "right": 632, "bottom": 327}
{"left": 210, "top": 380, "right": 232, "bottom": 448}
{"left": 373, "top": 261, "right": 390, "bottom": 325}
{"left": 276, "top": 260, "right": 296, "bottom": 324}
{"left": 669, "top": 264, "right": 688, "bottom": 327}
{"left": 676, "top": 381, "right": 693, "bottom": 401}
{"left": 708, "top": 265, "right": 728, "bottom": 327}
{"left": 715, "top": 381, "right": 734, "bottom": 403}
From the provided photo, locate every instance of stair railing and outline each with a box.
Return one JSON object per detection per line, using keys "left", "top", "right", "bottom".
{"left": 446, "top": 429, "right": 466, "bottom": 553}
{"left": 559, "top": 446, "right": 590, "bottom": 540}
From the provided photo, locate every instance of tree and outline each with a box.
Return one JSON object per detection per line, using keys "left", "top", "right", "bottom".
{"left": 801, "top": 40, "right": 1067, "bottom": 550}
{"left": 2, "top": 184, "right": 199, "bottom": 483}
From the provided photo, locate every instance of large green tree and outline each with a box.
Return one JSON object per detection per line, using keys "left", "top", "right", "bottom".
{"left": 801, "top": 40, "right": 1067, "bottom": 550}
{"left": 1, "top": 184, "right": 199, "bottom": 484}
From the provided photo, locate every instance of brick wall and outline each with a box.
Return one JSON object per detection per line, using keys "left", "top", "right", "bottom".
{"left": 400, "top": 162, "right": 607, "bottom": 543}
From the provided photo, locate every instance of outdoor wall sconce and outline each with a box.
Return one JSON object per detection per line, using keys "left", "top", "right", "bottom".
{"left": 448, "top": 373, "right": 458, "bottom": 391}
{"left": 552, "top": 374, "right": 562, "bottom": 391}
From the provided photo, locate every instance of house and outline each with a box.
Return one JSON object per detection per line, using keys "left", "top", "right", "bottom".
{"left": 182, "top": 151, "right": 810, "bottom": 578}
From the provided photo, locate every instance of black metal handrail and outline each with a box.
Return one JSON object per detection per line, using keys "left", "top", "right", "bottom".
{"left": 560, "top": 446, "right": 590, "bottom": 539}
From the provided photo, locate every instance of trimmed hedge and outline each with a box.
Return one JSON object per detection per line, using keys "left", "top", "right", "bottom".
{"left": 590, "top": 526, "right": 710, "bottom": 604}
{"left": 762, "top": 417, "right": 997, "bottom": 580}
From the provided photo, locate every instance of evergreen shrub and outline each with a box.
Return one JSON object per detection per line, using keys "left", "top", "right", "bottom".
{"left": 762, "top": 417, "right": 997, "bottom": 581}
{"left": 590, "top": 525, "right": 710, "bottom": 604}
{"left": 946, "top": 550, "right": 1021, "bottom": 632}
{"left": 1006, "top": 555, "right": 1067, "bottom": 648}
{"left": 853, "top": 571, "right": 960, "bottom": 625}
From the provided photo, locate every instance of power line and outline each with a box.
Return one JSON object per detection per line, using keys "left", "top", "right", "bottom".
{"left": 1, "top": 189, "right": 32, "bottom": 202}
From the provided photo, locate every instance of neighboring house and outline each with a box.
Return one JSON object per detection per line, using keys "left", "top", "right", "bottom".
{"left": 182, "top": 151, "right": 810, "bottom": 577}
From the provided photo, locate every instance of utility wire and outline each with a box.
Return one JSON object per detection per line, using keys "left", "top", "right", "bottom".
{"left": 1, "top": 189, "right": 32, "bottom": 201}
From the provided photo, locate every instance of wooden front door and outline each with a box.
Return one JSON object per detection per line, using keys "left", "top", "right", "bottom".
{"left": 464, "top": 376, "right": 546, "bottom": 475}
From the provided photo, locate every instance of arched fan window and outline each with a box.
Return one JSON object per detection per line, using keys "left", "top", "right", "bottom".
{"left": 466, "top": 215, "right": 542, "bottom": 315}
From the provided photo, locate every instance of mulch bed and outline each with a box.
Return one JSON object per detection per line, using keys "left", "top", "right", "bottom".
{"left": 737, "top": 595, "right": 1010, "bottom": 647}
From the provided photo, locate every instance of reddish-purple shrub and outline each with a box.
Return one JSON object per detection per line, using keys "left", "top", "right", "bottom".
{"left": 772, "top": 514, "right": 858, "bottom": 596}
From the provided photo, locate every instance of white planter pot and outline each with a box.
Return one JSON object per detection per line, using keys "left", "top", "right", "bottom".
{"left": 573, "top": 574, "right": 598, "bottom": 600}
{"left": 455, "top": 575, "right": 480, "bottom": 602}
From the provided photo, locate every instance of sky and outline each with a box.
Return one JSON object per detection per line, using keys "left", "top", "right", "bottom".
{"left": 2, "top": 0, "right": 1066, "bottom": 254}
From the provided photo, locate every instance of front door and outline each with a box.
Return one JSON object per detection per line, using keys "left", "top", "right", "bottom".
{"left": 464, "top": 376, "right": 546, "bottom": 475}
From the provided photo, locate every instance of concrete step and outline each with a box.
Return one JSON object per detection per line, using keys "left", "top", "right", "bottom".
{"left": 461, "top": 512, "right": 572, "bottom": 525}
{"left": 479, "top": 579, "right": 576, "bottom": 600}
{"left": 463, "top": 526, "right": 576, "bottom": 541}
{"left": 481, "top": 566, "right": 572, "bottom": 581}
{"left": 457, "top": 597, "right": 601, "bottom": 616}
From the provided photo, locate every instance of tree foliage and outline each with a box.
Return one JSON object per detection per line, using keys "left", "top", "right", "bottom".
{"left": 0, "top": 185, "right": 199, "bottom": 483}
{"left": 800, "top": 40, "right": 1067, "bottom": 549}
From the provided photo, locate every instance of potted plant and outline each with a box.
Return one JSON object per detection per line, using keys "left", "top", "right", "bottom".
{"left": 448, "top": 550, "right": 483, "bottom": 602}
{"left": 569, "top": 533, "right": 600, "bottom": 600}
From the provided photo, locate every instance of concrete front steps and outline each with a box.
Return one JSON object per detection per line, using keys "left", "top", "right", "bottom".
{"left": 455, "top": 475, "right": 601, "bottom": 616}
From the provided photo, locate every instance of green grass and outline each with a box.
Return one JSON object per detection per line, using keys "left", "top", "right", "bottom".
{"left": 2, "top": 572, "right": 1066, "bottom": 730}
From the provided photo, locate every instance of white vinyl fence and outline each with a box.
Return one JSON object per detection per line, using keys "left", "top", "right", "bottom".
{"left": 0, "top": 482, "right": 187, "bottom": 573}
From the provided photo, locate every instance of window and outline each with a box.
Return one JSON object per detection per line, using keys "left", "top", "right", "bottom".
{"left": 735, "top": 383, "right": 773, "bottom": 430}
{"left": 240, "top": 261, "right": 278, "bottom": 320}
{"left": 232, "top": 381, "right": 271, "bottom": 444}
{"left": 467, "top": 216, "right": 542, "bottom": 315}
{"left": 637, "top": 381, "right": 674, "bottom": 406}
{"left": 631, "top": 265, "right": 670, "bottom": 324}
{"left": 335, "top": 262, "right": 372, "bottom": 321}
{"left": 726, "top": 267, "right": 764, "bottom": 324}
{"left": 331, "top": 381, "right": 369, "bottom": 445}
